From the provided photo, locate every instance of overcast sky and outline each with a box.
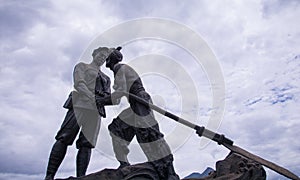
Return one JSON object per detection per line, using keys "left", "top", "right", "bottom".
{"left": 0, "top": 0, "right": 299, "bottom": 180}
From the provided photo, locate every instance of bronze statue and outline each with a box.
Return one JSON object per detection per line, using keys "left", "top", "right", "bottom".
{"left": 96, "top": 47, "right": 180, "bottom": 180}
{"left": 44, "top": 47, "right": 112, "bottom": 180}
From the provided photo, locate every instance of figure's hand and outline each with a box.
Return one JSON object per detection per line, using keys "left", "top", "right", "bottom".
{"left": 95, "top": 90, "right": 105, "bottom": 97}
{"left": 111, "top": 91, "right": 125, "bottom": 99}
{"left": 95, "top": 96, "right": 105, "bottom": 107}
{"left": 95, "top": 92, "right": 123, "bottom": 107}
{"left": 95, "top": 95, "right": 115, "bottom": 106}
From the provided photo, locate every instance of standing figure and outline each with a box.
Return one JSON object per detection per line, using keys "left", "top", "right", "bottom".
{"left": 44, "top": 47, "right": 112, "bottom": 180}
{"left": 97, "top": 47, "right": 180, "bottom": 180}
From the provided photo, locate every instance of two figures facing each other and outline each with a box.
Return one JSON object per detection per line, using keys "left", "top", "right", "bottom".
{"left": 44, "top": 46, "right": 180, "bottom": 180}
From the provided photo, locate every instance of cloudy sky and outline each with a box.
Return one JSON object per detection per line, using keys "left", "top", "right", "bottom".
{"left": 0, "top": 0, "right": 299, "bottom": 179}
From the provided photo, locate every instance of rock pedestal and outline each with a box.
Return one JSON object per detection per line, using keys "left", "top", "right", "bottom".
{"left": 57, "top": 152, "right": 266, "bottom": 180}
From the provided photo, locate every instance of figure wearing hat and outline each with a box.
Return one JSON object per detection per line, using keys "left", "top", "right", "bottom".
{"left": 97, "top": 47, "right": 180, "bottom": 180}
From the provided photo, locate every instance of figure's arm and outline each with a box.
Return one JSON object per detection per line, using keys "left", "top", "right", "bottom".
{"left": 73, "top": 63, "right": 94, "bottom": 101}
{"left": 95, "top": 74, "right": 114, "bottom": 105}
{"left": 113, "top": 64, "right": 127, "bottom": 93}
{"left": 63, "top": 92, "right": 73, "bottom": 109}
{"left": 96, "top": 65, "right": 126, "bottom": 106}
{"left": 103, "top": 75, "right": 111, "bottom": 96}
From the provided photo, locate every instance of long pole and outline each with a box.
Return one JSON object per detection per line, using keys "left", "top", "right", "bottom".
{"left": 125, "top": 92, "right": 299, "bottom": 180}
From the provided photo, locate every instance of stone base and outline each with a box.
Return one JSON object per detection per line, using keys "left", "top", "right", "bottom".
{"left": 57, "top": 152, "right": 266, "bottom": 180}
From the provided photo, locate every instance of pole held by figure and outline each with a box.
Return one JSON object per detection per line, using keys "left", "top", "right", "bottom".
{"left": 121, "top": 92, "right": 299, "bottom": 180}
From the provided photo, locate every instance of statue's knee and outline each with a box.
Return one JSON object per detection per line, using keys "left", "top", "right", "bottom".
{"left": 76, "top": 139, "right": 94, "bottom": 149}
{"left": 108, "top": 117, "right": 121, "bottom": 132}
{"left": 56, "top": 139, "right": 69, "bottom": 147}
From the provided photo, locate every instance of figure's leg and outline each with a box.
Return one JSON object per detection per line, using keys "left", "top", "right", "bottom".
{"left": 151, "top": 154, "right": 179, "bottom": 180}
{"left": 136, "top": 124, "right": 180, "bottom": 180}
{"left": 76, "top": 133, "right": 92, "bottom": 177}
{"left": 132, "top": 91, "right": 179, "bottom": 179}
{"left": 75, "top": 108, "right": 100, "bottom": 177}
{"left": 45, "top": 140, "right": 68, "bottom": 180}
{"left": 108, "top": 116, "right": 135, "bottom": 168}
{"left": 45, "top": 109, "right": 79, "bottom": 180}
{"left": 110, "top": 132, "right": 131, "bottom": 168}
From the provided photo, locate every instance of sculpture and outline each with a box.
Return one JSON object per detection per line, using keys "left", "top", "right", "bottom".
{"left": 96, "top": 47, "right": 180, "bottom": 180}
{"left": 45, "top": 47, "right": 112, "bottom": 180}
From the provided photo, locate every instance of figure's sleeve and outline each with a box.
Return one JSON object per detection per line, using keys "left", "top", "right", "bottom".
{"left": 103, "top": 75, "right": 111, "bottom": 95}
{"left": 73, "top": 63, "right": 94, "bottom": 100}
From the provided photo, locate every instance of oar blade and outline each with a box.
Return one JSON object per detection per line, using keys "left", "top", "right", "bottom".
{"left": 224, "top": 144, "right": 300, "bottom": 180}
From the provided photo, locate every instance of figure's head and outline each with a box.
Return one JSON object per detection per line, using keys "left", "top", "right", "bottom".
{"left": 92, "top": 47, "right": 113, "bottom": 66}
{"left": 106, "top": 46, "right": 123, "bottom": 70}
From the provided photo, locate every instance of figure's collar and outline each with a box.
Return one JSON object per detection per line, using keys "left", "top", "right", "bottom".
{"left": 112, "top": 63, "right": 120, "bottom": 71}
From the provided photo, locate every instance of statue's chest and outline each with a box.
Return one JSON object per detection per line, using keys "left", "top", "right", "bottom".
{"left": 84, "top": 67, "right": 99, "bottom": 86}
{"left": 85, "top": 67, "right": 98, "bottom": 80}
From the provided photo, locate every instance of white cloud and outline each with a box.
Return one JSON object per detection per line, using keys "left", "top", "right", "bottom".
{"left": 0, "top": 0, "right": 299, "bottom": 179}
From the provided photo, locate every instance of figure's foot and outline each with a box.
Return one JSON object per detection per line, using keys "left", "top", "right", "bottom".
{"left": 76, "top": 147, "right": 91, "bottom": 177}
{"left": 167, "top": 174, "right": 180, "bottom": 180}
{"left": 118, "top": 161, "right": 130, "bottom": 169}
{"left": 44, "top": 174, "right": 54, "bottom": 180}
{"left": 151, "top": 155, "right": 180, "bottom": 180}
{"left": 165, "top": 164, "right": 180, "bottom": 180}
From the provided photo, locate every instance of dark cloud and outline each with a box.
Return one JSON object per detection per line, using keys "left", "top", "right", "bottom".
{"left": 0, "top": 1, "right": 51, "bottom": 39}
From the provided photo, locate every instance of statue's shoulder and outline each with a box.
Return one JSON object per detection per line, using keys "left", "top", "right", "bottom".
{"left": 114, "top": 63, "right": 133, "bottom": 72}
{"left": 75, "top": 62, "right": 87, "bottom": 68}
{"left": 121, "top": 64, "right": 137, "bottom": 75}
{"left": 113, "top": 63, "right": 123, "bottom": 72}
{"left": 100, "top": 71, "right": 110, "bottom": 79}
{"left": 74, "top": 62, "right": 91, "bottom": 72}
